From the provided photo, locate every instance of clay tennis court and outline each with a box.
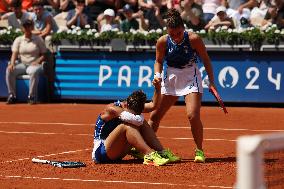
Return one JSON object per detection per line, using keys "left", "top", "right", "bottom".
{"left": 0, "top": 102, "right": 283, "bottom": 189}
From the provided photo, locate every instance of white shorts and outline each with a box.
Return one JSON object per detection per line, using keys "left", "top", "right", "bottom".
{"left": 161, "top": 64, "right": 203, "bottom": 96}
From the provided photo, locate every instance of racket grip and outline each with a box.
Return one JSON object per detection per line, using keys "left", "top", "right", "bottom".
{"left": 32, "top": 158, "right": 48, "bottom": 164}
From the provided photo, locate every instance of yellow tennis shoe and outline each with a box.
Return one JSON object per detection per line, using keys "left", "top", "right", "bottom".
{"left": 194, "top": 149, "right": 205, "bottom": 163}
{"left": 159, "top": 149, "right": 181, "bottom": 163}
{"left": 143, "top": 151, "right": 170, "bottom": 166}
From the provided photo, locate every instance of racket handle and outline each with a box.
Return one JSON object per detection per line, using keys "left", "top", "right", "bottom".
{"left": 32, "top": 158, "right": 48, "bottom": 164}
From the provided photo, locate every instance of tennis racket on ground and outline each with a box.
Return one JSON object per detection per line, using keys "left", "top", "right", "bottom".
{"left": 204, "top": 79, "right": 228, "bottom": 114}
{"left": 32, "top": 158, "right": 86, "bottom": 168}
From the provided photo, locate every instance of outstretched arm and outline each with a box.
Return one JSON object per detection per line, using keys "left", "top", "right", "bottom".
{"left": 142, "top": 36, "right": 166, "bottom": 113}
{"left": 152, "top": 35, "right": 166, "bottom": 85}
{"left": 143, "top": 78, "right": 161, "bottom": 113}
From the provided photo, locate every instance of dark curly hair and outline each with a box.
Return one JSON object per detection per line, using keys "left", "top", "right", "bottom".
{"left": 126, "top": 90, "right": 147, "bottom": 115}
{"left": 166, "top": 8, "right": 184, "bottom": 29}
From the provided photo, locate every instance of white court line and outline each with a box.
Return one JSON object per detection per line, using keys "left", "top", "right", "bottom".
{"left": 1, "top": 148, "right": 91, "bottom": 163}
{"left": 0, "top": 130, "right": 92, "bottom": 136}
{"left": 0, "top": 121, "right": 88, "bottom": 126}
{"left": 0, "top": 121, "right": 283, "bottom": 132}
{"left": 162, "top": 127, "right": 284, "bottom": 132}
{"left": 158, "top": 137, "right": 236, "bottom": 142}
{"left": 0, "top": 175, "right": 233, "bottom": 188}
{"left": 0, "top": 130, "right": 236, "bottom": 142}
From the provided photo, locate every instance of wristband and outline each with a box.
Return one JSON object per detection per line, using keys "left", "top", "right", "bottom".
{"left": 119, "top": 111, "right": 144, "bottom": 126}
{"left": 154, "top": 72, "right": 161, "bottom": 79}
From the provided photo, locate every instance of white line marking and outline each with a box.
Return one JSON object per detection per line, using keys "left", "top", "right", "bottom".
{"left": 1, "top": 148, "right": 91, "bottom": 163}
{"left": 161, "top": 126, "right": 284, "bottom": 132}
{"left": 0, "top": 121, "right": 88, "bottom": 126}
{"left": 0, "top": 130, "right": 92, "bottom": 136}
{"left": 0, "top": 175, "right": 233, "bottom": 188}
{"left": 0, "top": 121, "right": 283, "bottom": 132}
{"left": 158, "top": 137, "right": 236, "bottom": 142}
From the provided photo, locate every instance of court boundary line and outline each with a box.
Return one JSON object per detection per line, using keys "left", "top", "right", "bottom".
{"left": 0, "top": 130, "right": 92, "bottom": 136}
{"left": 0, "top": 121, "right": 283, "bottom": 132}
{"left": 0, "top": 175, "right": 233, "bottom": 188}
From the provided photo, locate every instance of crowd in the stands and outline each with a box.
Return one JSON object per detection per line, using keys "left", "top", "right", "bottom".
{"left": 0, "top": 0, "right": 283, "bottom": 34}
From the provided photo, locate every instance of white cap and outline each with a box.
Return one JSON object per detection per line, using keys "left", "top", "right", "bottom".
{"left": 216, "top": 6, "right": 226, "bottom": 14}
{"left": 104, "top": 9, "right": 115, "bottom": 17}
{"left": 241, "top": 8, "right": 251, "bottom": 19}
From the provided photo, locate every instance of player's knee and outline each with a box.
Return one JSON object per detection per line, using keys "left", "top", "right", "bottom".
{"left": 123, "top": 123, "right": 139, "bottom": 131}
{"left": 186, "top": 111, "right": 200, "bottom": 121}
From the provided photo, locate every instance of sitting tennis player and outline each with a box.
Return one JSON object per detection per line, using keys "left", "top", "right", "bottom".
{"left": 92, "top": 80, "right": 180, "bottom": 166}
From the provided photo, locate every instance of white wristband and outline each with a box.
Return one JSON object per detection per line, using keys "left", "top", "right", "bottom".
{"left": 119, "top": 111, "right": 144, "bottom": 126}
{"left": 154, "top": 72, "right": 161, "bottom": 79}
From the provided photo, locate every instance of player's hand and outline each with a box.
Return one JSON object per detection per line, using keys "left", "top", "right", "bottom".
{"left": 153, "top": 72, "right": 162, "bottom": 84}
{"left": 152, "top": 78, "right": 161, "bottom": 90}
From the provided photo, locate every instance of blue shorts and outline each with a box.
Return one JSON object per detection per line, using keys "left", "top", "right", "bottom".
{"left": 92, "top": 139, "right": 112, "bottom": 163}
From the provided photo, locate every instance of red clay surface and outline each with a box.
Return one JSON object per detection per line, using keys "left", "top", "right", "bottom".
{"left": 0, "top": 102, "right": 283, "bottom": 189}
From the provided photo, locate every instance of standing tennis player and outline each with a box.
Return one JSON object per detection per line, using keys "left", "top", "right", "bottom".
{"left": 148, "top": 8, "right": 217, "bottom": 163}
{"left": 92, "top": 79, "right": 180, "bottom": 166}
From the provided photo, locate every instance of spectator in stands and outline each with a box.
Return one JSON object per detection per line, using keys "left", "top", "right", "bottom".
{"left": 0, "top": 0, "right": 10, "bottom": 16}
{"left": 225, "top": 0, "right": 258, "bottom": 29}
{"left": 250, "top": 0, "right": 273, "bottom": 27}
{"left": 85, "top": 0, "right": 115, "bottom": 29}
{"left": 205, "top": 6, "right": 234, "bottom": 30}
{"left": 115, "top": 0, "right": 139, "bottom": 21}
{"left": 1, "top": 0, "right": 31, "bottom": 29}
{"left": 5, "top": 19, "right": 47, "bottom": 104}
{"left": 66, "top": 0, "right": 88, "bottom": 28}
{"left": 98, "top": 8, "right": 119, "bottom": 32}
{"left": 200, "top": 0, "right": 227, "bottom": 24}
{"left": 262, "top": 0, "right": 284, "bottom": 29}
{"left": 119, "top": 4, "right": 142, "bottom": 32}
{"left": 30, "top": 1, "right": 58, "bottom": 38}
{"left": 180, "top": 0, "right": 205, "bottom": 31}
{"left": 30, "top": 1, "right": 57, "bottom": 102}
{"left": 142, "top": 0, "right": 168, "bottom": 30}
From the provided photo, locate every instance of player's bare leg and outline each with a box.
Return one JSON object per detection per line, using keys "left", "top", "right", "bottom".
{"left": 148, "top": 95, "right": 178, "bottom": 132}
{"left": 105, "top": 123, "right": 153, "bottom": 160}
{"left": 184, "top": 92, "right": 203, "bottom": 151}
{"left": 140, "top": 120, "right": 181, "bottom": 163}
{"left": 105, "top": 123, "right": 170, "bottom": 166}
{"left": 139, "top": 121, "right": 163, "bottom": 151}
